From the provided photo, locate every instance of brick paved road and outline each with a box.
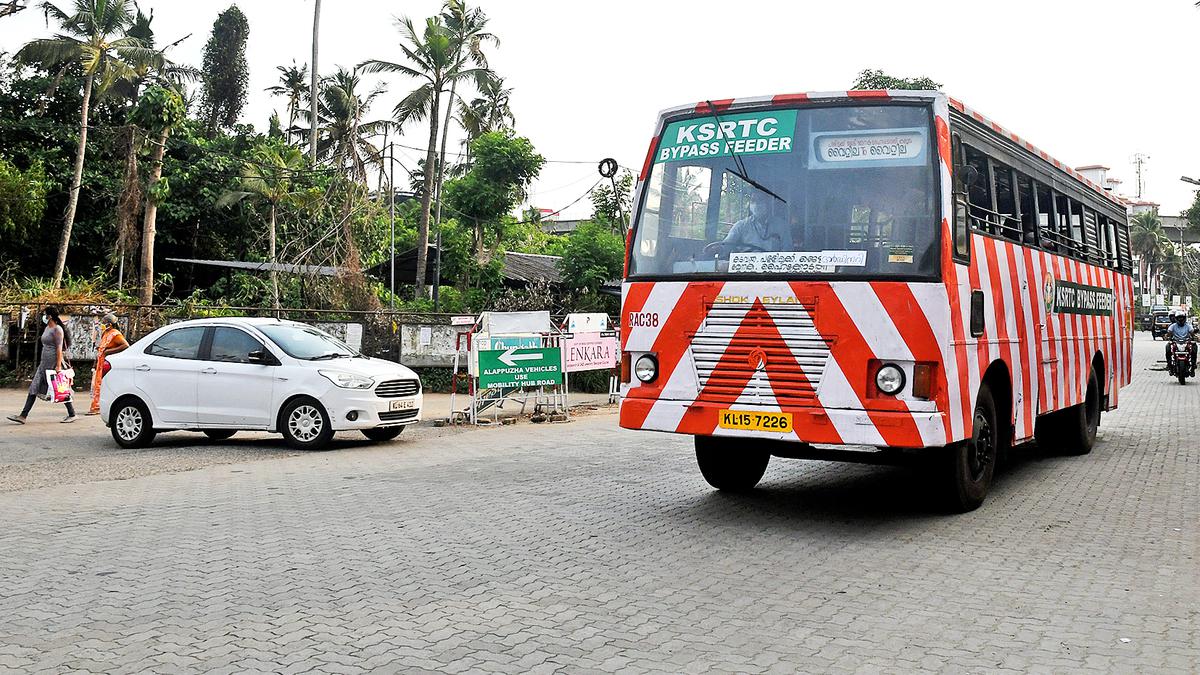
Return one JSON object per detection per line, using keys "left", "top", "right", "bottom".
{"left": 0, "top": 333, "right": 1196, "bottom": 673}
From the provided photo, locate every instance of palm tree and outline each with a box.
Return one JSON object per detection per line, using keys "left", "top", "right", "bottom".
{"left": 305, "top": 67, "right": 388, "bottom": 184}
{"left": 0, "top": 1, "right": 29, "bottom": 19}
{"left": 456, "top": 75, "right": 514, "bottom": 152}
{"left": 309, "top": 0, "right": 321, "bottom": 163}
{"left": 1131, "top": 211, "right": 1169, "bottom": 296}
{"left": 16, "top": 0, "right": 154, "bottom": 287}
{"left": 219, "top": 143, "right": 316, "bottom": 310}
{"left": 360, "top": 15, "right": 492, "bottom": 298}
{"left": 267, "top": 62, "right": 308, "bottom": 145}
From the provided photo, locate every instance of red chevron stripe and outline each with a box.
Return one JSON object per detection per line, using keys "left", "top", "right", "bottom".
{"left": 872, "top": 281, "right": 952, "bottom": 443}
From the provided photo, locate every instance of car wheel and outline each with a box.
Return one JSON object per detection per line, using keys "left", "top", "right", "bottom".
{"left": 203, "top": 430, "right": 237, "bottom": 441}
{"left": 361, "top": 426, "right": 404, "bottom": 442}
{"left": 943, "top": 384, "right": 1000, "bottom": 513}
{"left": 110, "top": 398, "right": 157, "bottom": 449}
{"left": 694, "top": 435, "right": 770, "bottom": 492}
{"left": 280, "top": 397, "right": 334, "bottom": 450}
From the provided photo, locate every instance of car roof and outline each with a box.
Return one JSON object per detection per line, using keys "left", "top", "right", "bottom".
{"left": 163, "top": 317, "right": 308, "bottom": 329}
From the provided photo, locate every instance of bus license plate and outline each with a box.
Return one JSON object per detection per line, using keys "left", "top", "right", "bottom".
{"left": 390, "top": 400, "right": 416, "bottom": 411}
{"left": 718, "top": 410, "right": 793, "bottom": 433}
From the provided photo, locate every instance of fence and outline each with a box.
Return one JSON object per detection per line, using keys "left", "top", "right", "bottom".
{"left": 0, "top": 303, "right": 476, "bottom": 376}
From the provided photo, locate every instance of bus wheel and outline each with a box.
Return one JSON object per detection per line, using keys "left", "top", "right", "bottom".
{"left": 694, "top": 436, "right": 770, "bottom": 493}
{"left": 943, "top": 384, "right": 999, "bottom": 512}
{"left": 1059, "top": 368, "right": 1101, "bottom": 455}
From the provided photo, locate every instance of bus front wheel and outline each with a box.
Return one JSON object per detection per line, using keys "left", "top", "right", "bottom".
{"left": 943, "top": 384, "right": 1000, "bottom": 512}
{"left": 694, "top": 436, "right": 770, "bottom": 493}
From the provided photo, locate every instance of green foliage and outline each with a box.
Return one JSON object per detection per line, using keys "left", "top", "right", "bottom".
{"left": 0, "top": 157, "right": 48, "bottom": 244}
{"left": 558, "top": 221, "right": 624, "bottom": 292}
{"left": 200, "top": 5, "right": 250, "bottom": 132}
{"left": 1184, "top": 191, "right": 1200, "bottom": 231}
{"left": 589, "top": 171, "right": 633, "bottom": 229}
{"left": 852, "top": 69, "right": 941, "bottom": 91}
{"left": 130, "top": 85, "right": 186, "bottom": 133}
{"left": 444, "top": 130, "right": 544, "bottom": 248}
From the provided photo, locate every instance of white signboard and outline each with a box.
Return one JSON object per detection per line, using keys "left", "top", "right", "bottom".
{"left": 566, "top": 313, "right": 609, "bottom": 334}
{"left": 563, "top": 333, "right": 620, "bottom": 373}
{"left": 480, "top": 311, "right": 551, "bottom": 336}
{"left": 1156, "top": 294, "right": 1165, "bottom": 306}
{"left": 729, "top": 250, "right": 866, "bottom": 274}
{"left": 451, "top": 315, "right": 476, "bottom": 326}
{"left": 1172, "top": 295, "right": 1182, "bottom": 306}
{"left": 1142, "top": 294, "right": 1152, "bottom": 306}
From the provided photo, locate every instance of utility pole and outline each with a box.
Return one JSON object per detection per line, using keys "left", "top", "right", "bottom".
{"left": 389, "top": 143, "right": 396, "bottom": 310}
{"left": 1132, "top": 153, "right": 1150, "bottom": 199}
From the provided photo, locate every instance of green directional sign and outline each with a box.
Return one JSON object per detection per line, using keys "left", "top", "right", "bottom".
{"left": 478, "top": 347, "right": 563, "bottom": 389}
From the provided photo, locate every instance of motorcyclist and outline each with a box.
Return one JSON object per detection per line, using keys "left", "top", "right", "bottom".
{"left": 1165, "top": 311, "right": 1197, "bottom": 372}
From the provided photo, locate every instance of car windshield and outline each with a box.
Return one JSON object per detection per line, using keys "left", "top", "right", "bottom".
{"left": 629, "top": 103, "right": 939, "bottom": 279}
{"left": 258, "top": 324, "right": 357, "bottom": 360}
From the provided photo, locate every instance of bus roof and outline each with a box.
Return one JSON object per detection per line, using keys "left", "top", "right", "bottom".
{"left": 647, "top": 90, "right": 1125, "bottom": 209}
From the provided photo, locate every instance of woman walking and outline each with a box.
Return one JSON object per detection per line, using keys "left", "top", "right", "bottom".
{"left": 87, "top": 313, "right": 129, "bottom": 415}
{"left": 7, "top": 306, "right": 76, "bottom": 424}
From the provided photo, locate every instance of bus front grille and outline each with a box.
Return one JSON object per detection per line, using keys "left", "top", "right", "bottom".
{"left": 691, "top": 303, "right": 830, "bottom": 404}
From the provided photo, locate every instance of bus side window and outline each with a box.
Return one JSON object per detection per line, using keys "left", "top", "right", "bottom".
{"left": 1017, "top": 173, "right": 1038, "bottom": 246}
{"left": 951, "top": 134, "right": 970, "bottom": 261}
{"left": 1036, "top": 182, "right": 1056, "bottom": 252}
{"left": 992, "top": 161, "right": 1019, "bottom": 242}
{"left": 963, "top": 145, "right": 993, "bottom": 234}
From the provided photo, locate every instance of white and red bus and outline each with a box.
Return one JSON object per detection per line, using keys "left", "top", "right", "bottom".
{"left": 619, "top": 90, "right": 1133, "bottom": 511}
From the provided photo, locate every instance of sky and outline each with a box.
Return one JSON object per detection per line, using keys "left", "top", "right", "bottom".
{"left": 2, "top": 0, "right": 1199, "bottom": 219}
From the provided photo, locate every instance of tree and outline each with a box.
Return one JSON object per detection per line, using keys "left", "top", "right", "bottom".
{"left": 306, "top": 67, "right": 387, "bottom": 184}
{"left": 443, "top": 131, "right": 544, "bottom": 258}
{"left": 360, "top": 15, "right": 492, "bottom": 298}
{"left": 199, "top": 5, "right": 249, "bottom": 133}
{"left": 558, "top": 221, "right": 624, "bottom": 294}
{"left": 457, "top": 74, "right": 513, "bottom": 150}
{"left": 131, "top": 85, "right": 186, "bottom": 304}
{"left": 266, "top": 61, "right": 307, "bottom": 144}
{"left": 219, "top": 142, "right": 317, "bottom": 309}
{"left": 0, "top": 1, "right": 29, "bottom": 19}
{"left": 0, "top": 157, "right": 48, "bottom": 247}
{"left": 1131, "top": 210, "right": 1168, "bottom": 296}
{"left": 309, "top": 0, "right": 320, "bottom": 163}
{"left": 589, "top": 171, "right": 633, "bottom": 231}
{"left": 16, "top": 0, "right": 151, "bottom": 287}
{"left": 852, "top": 69, "right": 941, "bottom": 91}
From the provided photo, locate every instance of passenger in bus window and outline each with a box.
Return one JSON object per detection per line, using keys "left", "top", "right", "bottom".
{"left": 704, "top": 191, "right": 792, "bottom": 253}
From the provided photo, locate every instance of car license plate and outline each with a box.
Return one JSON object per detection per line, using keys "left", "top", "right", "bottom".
{"left": 718, "top": 410, "right": 793, "bottom": 433}
{"left": 389, "top": 399, "right": 416, "bottom": 411}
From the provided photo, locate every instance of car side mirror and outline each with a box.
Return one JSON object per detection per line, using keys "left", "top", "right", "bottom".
{"left": 248, "top": 350, "right": 272, "bottom": 365}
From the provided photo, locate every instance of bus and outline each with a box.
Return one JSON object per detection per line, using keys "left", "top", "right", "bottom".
{"left": 619, "top": 90, "right": 1133, "bottom": 511}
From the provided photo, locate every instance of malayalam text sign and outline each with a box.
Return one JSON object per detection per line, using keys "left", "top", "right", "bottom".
{"left": 563, "top": 333, "right": 619, "bottom": 373}
{"left": 478, "top": 347, "right": 562, "bottom": 389}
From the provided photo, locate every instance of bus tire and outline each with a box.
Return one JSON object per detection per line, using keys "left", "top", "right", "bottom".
{"left": 694, "top": 436, "right": 770, "bottom": 493}
{"left": 1059, "top": 368, "right": 1101, "bottom": 456}
{"left": 943, "top": 384, "right": 999, "bottom": 513}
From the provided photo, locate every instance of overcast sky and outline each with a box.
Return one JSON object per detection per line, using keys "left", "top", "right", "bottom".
{"left": 2, "top": 0, "right": 1198, "bottom": 218}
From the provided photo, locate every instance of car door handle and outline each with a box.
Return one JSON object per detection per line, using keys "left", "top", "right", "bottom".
{"left": 135, "top": 365, "right": 150, "bottom": 372}
{"left": 201, "top": 368, "right": 217, "bottom": 375}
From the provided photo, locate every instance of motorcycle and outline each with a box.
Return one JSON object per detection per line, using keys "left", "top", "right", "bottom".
{"left": 1167, "top": 337, "right": 1196, "bottom": 385}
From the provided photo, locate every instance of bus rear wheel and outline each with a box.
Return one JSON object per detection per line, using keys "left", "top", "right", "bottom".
{"left": 943, "top": 384, "right": 1000, "bottom": 513}
{"left": 694, "top": 436, "right": 770, "bottom": 493}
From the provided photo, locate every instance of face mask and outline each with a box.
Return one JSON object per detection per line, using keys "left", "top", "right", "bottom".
{"left": 41, "top": 315, "right": 48, "bottom": 325}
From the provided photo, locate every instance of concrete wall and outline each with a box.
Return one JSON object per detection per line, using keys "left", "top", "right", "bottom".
{"left": 399, "top": 324, "right": 470, "bottom": 367}
{"left": 0, "top": 315, "right": 7, "bottom": 361}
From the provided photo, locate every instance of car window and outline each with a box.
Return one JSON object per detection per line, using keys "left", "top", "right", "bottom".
{"left": 146, "top": 327, "right": 206, "bottom": 360}
{"left": 209, "top": 327, "right": 265, "bottom": 364}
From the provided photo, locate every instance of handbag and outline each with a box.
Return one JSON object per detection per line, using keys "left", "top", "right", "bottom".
{"left": 47, "top": 368, "right": 74, "bottom": 404}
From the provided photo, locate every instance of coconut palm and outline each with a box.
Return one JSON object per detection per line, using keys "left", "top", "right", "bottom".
{"left": 303, "top": 67, "right": 389, "bottom": 184}
{"left": 0, "top": 1, "right": 29, "bottom": 19}
{"left": 457, "top": 75, "right": 514, "bottom": 152}
{"left": 267, "top": 62, "right": 308, "bottom": 145}
{"left": 1131, "top": 211, "right": 1169, "bottom": 296}
{"left": 219, "top": 143, "right": 318, "bottom": 310}
{"left": 309, "top": 0, "right": 321, "bottom": 163}
{"left": 16, "top": 0, "right": 155, "bottom": 287}
{"left": 359, "top": 15, "right": 492, "bottom": 298}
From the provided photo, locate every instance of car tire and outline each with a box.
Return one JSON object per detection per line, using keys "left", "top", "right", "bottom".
{"left": 279, "top": 397, "right": 334, "bottom": 450}
{"left": 361, "top": 426, "right": 404, "bottom": 442}
{"left": 203, "top": 430, "right": 237, "bottom": 441}
{"left": 943, "top": 384, "right": 1001, "bottom": 513}
{"left": 694, "top": 435, "right": 770, "bottom": 492}
{"left": 110, "top": 397, "right": 157, "bottom": 449}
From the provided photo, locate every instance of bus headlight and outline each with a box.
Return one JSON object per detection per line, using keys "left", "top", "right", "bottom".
{"left": 875, "top": 363, "right": 905, "bottom": 395}
{"left": 634, "top": 354, "right": 659, "bottom": 383}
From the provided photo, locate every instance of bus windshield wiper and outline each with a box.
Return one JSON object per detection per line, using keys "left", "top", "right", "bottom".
{"left": 704, "top": 100, "right": 788, "bottom": 205}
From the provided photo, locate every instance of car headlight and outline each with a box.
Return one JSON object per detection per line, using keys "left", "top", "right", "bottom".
{"left": 319, "top": 370, "right": 375, "bottom": 389}
{"left": 634, "top": 354, "right": 658, "bottom": 383}
{"left": 875, "top": 363, "right": 905, "bottom": 395}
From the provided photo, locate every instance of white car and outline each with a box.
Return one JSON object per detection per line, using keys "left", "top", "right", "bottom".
{"left": 100, "top": 318, "right": 423, "bottom": 450}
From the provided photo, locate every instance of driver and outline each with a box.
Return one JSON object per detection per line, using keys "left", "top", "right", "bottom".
{"left": 1165, "top": 311, "right": 1197, "bottom": 371}
{"left": 705, "top": 191, "right": 792, "bottom": 254}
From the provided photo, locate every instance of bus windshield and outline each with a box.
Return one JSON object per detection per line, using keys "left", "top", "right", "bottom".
{"left": 629, "top": 104, "right": 939, "bottom": 279}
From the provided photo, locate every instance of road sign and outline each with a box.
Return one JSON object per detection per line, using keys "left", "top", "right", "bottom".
{"left": 478, "top": 347, "right": 563, "bottom": 389}
{"left": 475, "top": 334, "right": 542, "bottom": 352}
